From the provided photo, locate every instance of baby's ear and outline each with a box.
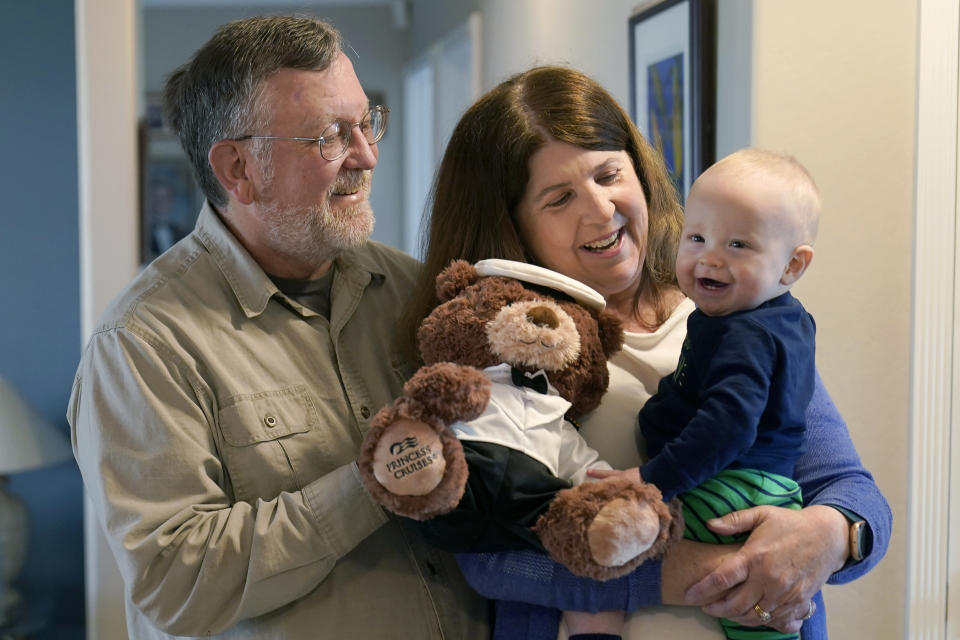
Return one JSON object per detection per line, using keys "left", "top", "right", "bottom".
{"left": 435, "top": 260, "right": 479, "bottom": 301}
{"left": 596, "top": 310, "right": 625, "bottom": 358}
{"left": 781, "top": 245, "right": 814, "bottom": 285}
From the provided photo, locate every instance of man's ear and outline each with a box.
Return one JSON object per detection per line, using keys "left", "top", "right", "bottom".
{"left": 781, "top": 245, "right": 814, "bottom": 285}
{"left": 208, "top": 140, "right": 255, "bottom": 205}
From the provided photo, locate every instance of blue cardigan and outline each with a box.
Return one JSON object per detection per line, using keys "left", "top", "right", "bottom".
{"left": 455, "top": 371, "right": 892, "bottom": 640}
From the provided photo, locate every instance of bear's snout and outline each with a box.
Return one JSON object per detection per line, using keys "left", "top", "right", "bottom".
{"left": 485, "top": 299, "right": 581, "bottom": 371}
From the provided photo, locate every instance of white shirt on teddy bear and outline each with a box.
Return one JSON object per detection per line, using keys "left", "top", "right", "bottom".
{"left": 450, "top": 363, "right": 612, "bottom": 485}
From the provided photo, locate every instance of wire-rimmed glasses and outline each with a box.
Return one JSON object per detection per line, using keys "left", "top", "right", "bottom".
{"left": 233, "top": 105, "right": 389, "bottom": 161}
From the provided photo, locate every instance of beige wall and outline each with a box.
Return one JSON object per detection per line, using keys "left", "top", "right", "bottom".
{"left": 478, "top": 0, "right": 915, "bottom": 636}
{"left": 751, "top": 2, "right": 914, "bottom": 636}
{"left": 481, "top": 0, "right": 641, "bottom": 106}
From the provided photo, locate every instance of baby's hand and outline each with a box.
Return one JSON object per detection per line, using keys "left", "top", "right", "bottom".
{"left": 587, "top": 467, "right": 643, "bottom": 484}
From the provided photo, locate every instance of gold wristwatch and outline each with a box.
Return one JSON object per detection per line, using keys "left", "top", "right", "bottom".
{"left": 849, "top": 518, "right": 866, "bottom": 562}
{"left": 832, "top": 506, "right": 868, "bottom": 564}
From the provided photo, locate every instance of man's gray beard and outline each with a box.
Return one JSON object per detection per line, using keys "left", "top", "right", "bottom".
{"left": 259, "top": 170, "right": 375, "bottom": 268}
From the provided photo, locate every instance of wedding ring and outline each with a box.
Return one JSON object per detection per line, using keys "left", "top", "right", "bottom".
{"left": 753, "top": 603, "right": 773, "bottom": 624}
{"left": 802, "top": 600, "right": 817, "bottom": 621}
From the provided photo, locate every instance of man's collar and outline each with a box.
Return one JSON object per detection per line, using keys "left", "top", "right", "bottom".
{"left": 195, "top": 202, "right": 275, "bottom": 318}
{"left": 195, "top": 201, "right": 386, "bottom": 318}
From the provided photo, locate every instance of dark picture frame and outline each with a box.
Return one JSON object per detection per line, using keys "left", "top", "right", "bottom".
{"left": 629, "top": 0, "right": 716, "bottom": 200}
{"left": 139, "top": 93, "right": 203, "bottom": 265}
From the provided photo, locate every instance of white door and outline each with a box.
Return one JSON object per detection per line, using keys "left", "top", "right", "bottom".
{"left": 402, "top": 13, "right": 481, "bottom": 259}
{"left": 908, "top": 1, "right": 959, "bottom": 638}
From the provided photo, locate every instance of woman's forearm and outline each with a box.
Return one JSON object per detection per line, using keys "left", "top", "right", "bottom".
{"left": 457, "top": 536, "right": 740, "bottom": 613}
{"left": 457, "top": 550, "right": 660, "bottom": 612}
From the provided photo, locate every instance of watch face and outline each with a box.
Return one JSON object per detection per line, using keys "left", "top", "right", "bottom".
{"left": 850, "top": 520, "right": 866, "bottom": 562}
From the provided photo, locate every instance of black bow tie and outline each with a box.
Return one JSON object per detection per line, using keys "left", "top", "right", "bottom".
{"left": 511, "top": 367, "right": 549, "bottom": 394}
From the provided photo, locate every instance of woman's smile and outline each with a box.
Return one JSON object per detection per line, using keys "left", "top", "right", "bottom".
{"left": 581, "top": 227, "right": 624, "bottom": 254}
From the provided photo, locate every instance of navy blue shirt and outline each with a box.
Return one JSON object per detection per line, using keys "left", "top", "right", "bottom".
{"left": 638, "top": 292, "right": 816, "bottom": 500}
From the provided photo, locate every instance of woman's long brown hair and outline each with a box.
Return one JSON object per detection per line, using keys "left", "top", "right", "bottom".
{"left": 401, "top": 66, "right": 684, "bottom": 360}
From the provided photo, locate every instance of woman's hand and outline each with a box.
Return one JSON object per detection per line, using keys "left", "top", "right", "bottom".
{"left": 682, "top": 505, "right": 848, "bottom": 633}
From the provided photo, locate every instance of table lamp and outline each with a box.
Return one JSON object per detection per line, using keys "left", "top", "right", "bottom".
{"left": 0, "top": 378, "right": 73, "bottom": 627}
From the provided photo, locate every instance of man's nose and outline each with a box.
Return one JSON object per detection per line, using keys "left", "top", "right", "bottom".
{"left": 342, "top": 125, "right": 378, "bottom": 170}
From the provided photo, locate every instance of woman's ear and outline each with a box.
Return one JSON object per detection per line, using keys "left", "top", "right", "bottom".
{"left": 208, "top": 140, "right": 255, "bottom": 205}
{"left": 781, "top": 245, "right": 814, "bottom": 285}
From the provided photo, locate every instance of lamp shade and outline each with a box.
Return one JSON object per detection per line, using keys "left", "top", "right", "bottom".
{"left": 0, "top": 378, "right": 73, "bottom": 474}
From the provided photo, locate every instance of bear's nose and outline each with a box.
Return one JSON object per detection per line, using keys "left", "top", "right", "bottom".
{"left": 526, "top": 305, "right": 560, "bottom": 329}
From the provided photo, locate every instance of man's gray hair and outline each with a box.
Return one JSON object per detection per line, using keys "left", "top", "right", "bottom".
{"left": 162, "top": 16, "right": 342, "bottom": 207}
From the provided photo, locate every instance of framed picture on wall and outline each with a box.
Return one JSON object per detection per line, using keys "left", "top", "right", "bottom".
{"left": 629, "top": 0, "right": 716, "bottom": 201}
{"left": 139, "top": 93, "right": 204, "bottom": 265}
{"left": 141, "top": 154, "right": 202, "bottom": 263}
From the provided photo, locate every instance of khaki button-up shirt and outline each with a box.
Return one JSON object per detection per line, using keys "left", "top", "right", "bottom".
{"left": 68, "top": 203, "right": 489, "bottom": 639}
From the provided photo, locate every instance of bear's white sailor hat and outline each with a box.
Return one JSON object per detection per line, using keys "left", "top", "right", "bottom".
{"left": 474, "top": 259, "right": 606, "bottom": 312}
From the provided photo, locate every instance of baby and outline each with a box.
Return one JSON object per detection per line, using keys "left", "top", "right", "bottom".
{"left": 572, "top": 148, "right": 820, "bottom": 640}
{"left": 642, "top": 148, "right": 818, "bottom": 640}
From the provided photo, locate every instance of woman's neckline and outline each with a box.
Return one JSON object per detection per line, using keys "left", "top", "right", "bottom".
{"left": 613, "top": 288, "right": 687, "bottom": 334}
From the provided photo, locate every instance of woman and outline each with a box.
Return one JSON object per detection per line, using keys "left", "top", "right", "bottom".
{"left": 406, "top": 66, "right": 891, "bottom": 639}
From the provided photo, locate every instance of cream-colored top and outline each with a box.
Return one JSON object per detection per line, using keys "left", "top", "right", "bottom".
{"left": 562, "top": 297, "right": 724, "bottom": 639}
{"left": 578, "top": 297, "right": 695, "bottom": 470}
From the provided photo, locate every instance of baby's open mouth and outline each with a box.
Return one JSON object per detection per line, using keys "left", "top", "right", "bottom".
{"left": 698, "top": 278, "right": 728, "bottom": 290}
{"left": 582, "top": 228, "right": 623, "bottom": 252}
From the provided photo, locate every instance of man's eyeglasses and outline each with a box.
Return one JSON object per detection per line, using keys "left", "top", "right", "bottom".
{"left": 233, "top": 105, "right": 389, "bottom": 161}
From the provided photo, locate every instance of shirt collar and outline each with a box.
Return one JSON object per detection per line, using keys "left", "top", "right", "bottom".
{"left": 195, "top": 201, "right": 386, "bottom": 318}
{"left": 484, "top": 363, "right": 559, "bottom": 396}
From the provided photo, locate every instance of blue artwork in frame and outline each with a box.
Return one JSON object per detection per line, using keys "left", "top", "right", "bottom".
{"left": 629, "top": 0, "right": 715, "bottom": 200}
{"left": 647, "top": 53, "right": 685, "bottom": 198}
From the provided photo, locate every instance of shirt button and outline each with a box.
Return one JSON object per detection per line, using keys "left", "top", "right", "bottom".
{"left": 263, "top": 415, "right": 278, "bottom": 428}
{"left": 360, "top": 406, "right": 371, "bottom": 419}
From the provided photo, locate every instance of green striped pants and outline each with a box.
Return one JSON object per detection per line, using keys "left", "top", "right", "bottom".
{"left": 680, "top": 468, "right": 803, "bottom": 640}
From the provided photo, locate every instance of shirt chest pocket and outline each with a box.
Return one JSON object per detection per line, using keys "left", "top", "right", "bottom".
{"left": 218, "top": 386, "right": 319, "bottom": 502}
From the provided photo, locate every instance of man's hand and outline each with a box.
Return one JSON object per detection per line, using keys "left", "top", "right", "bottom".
{"left": 683, "top": 505, "right": 848, "bottom": 633}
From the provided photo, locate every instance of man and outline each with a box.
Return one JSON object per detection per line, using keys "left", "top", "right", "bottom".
{"left": 68, "top": 16, "right": 489, "bottom": 639}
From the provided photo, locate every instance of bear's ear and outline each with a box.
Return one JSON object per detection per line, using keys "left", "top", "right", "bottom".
{"left": 436, "top": 260, "right": 479, "bottom": 301}
{"left": 596, "top": 310, "right": 625, "bottom": 358}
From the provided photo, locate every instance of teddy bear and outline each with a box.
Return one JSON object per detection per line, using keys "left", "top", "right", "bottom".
{"left": 357, "top": 259, "right": 683, "bottom": 580}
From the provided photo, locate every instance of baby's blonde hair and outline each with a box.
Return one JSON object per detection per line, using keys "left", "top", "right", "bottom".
{"left": 710, "top": 148, "right": 821, "bottom": 245}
